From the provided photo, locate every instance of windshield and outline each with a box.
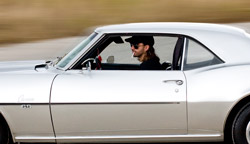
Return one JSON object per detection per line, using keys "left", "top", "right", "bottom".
{"left": 56, "top": 32, "right": 98, "bottom": 69}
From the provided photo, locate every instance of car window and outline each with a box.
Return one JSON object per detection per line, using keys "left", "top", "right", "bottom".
{"left": 183, "top": 38, "right": 223, "bottom": 70}
{"left": 56, "top": 32, "right": 98, "bottom": 69}
{"left": 100, "top": 36, "right": 177, "bottom": 64}
{"left": 93, "top": 35, "right": 179, "bottom": 70}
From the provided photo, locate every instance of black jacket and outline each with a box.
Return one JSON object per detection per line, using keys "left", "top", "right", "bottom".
{"left": 140, "top": 57, "right": 162, "bottom": 70}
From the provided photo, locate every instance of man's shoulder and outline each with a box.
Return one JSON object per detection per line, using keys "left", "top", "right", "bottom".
{"left": 140, "top": 57, "right": 162, "bottom": 70}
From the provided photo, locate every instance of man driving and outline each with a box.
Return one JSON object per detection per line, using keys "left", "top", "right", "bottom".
{"left": 125, "top": 36, "right": 162, "bottom": 70}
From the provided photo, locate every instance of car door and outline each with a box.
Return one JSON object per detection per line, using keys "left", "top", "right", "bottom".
{"left": 50, "top": 34, "right": 187, "bottom": 142}
{"left": 51, "top": 70, "right": 186, "bottom": 141}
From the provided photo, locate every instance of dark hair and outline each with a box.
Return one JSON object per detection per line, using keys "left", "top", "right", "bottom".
{"left": 143, "top": 46, "right": 160, "bottom": 62}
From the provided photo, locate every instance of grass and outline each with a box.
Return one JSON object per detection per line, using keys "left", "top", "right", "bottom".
{"left": 0, "top": 0, "right": 250, "bottom": 44}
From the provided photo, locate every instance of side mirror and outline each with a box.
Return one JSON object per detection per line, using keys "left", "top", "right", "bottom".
{"left": 107, "top": 56, "right": 114, "bottom": 63}
{"left": 86, "top": 61, "right": 92, "bottom": 71}
{"left": 81, "top": 58, "right": 95, "bottom": 71}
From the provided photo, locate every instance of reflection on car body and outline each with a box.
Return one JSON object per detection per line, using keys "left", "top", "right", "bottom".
{"left": 0, "top": 23, "right": 250, "bottom": 144}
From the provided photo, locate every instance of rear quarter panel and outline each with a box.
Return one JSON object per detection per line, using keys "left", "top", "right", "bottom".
{"left": 184, "top": 64, "right": 250, "bottom": 136}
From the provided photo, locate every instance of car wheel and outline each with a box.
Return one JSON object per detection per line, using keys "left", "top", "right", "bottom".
{"left": 0, "top": 120, "right": 11, "bottom": 144}
{"left": 232, "top": 104, "right": 250, "bottom": 144}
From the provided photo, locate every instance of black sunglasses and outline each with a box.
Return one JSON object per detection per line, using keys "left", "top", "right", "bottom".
{"left": 130, "top": 44, "right": 141, "bottom": 49}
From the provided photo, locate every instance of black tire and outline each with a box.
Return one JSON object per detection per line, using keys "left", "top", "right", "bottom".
{"left": 232, "top": 104, "right": 250, "bottom": 144}
{"left": 0, "top": 119, "right": 12, "bottom": 144}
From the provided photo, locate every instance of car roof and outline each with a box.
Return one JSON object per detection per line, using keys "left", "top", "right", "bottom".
{"left": 96, "top": 22, "right": 244, "bottom": 36}
{"left": 95, "top": 22, "right": 250, "bottom": 64}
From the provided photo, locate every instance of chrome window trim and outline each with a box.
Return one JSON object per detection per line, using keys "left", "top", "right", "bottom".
{"left": 63, "top": 33, "right": 223, "bottom": 71}
{"left": 57, "top": 33, "right": 103, "bottom": 71}
{"left": 182, "top": 37, "right": 224, "bottom": 71}
{"left": 67, "top": 34, "right": 105, "bottom": 70}
{"left": 67, "top": 33, "right": 182, "bottom": 71}
{"left": 181, "top": 37, "right": 187, "bottom": 71}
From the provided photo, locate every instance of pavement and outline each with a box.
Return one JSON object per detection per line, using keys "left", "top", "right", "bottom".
{"left": 0, "top": 36, "right": 84, "bottom": 61}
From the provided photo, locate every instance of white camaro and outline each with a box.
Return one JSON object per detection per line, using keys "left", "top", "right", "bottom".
{"left": 1, "top": 22, "right": 250, "bottom": 144}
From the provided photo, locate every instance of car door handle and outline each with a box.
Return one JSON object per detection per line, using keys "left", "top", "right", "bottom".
{"left": 163, "top": 80, "right": 184, "bottom": 85}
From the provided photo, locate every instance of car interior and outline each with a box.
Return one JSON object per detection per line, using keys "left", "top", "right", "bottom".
{"left": 71, "top": 34, "right": 223, "bottom": 71}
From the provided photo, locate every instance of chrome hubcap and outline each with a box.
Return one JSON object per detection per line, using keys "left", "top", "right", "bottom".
{"left": 246, "top": 121, "right": 250, "bottom": 143}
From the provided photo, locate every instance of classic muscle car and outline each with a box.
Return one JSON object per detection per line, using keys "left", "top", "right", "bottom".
{"left": 1, "top": 22, "right": 250, "bottom": 144}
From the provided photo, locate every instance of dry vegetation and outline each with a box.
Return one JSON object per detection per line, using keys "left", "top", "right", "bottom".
{"left": 0, "top": 0, "right": 250, "bottom": 44}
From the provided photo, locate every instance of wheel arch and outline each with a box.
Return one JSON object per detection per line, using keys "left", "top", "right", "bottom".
{"left": 224, "top": 95, "right": 250, "bottom": 142}
{"left": 0, "top": 112, "right": 14, "bottom": 143}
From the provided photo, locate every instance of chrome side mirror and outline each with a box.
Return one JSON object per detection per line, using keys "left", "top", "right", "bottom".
{"left": 86, "top": 61, "right": 92, "bottom": 71}
{"left": 81, "top": 58, "right": 95, "bottom": 71}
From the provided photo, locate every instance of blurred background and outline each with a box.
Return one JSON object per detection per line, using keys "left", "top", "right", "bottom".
{"left": 1, "top": 0, "right": 250, "bottom": 45}
{"left": 0, "top": 1, "right": 247, "bottom": 143}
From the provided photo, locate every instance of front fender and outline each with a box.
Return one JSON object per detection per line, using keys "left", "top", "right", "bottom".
{"left": 0, "top": 70, "right": 57, "bottom": 142}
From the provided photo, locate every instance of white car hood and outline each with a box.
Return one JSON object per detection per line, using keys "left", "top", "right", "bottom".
{"left": 0, "top": 60, "right": 46, "bottom": 72}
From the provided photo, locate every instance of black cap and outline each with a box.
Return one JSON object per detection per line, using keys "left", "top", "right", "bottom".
{"left": 125, "top": 36, "right": 154, "bottom": 46}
